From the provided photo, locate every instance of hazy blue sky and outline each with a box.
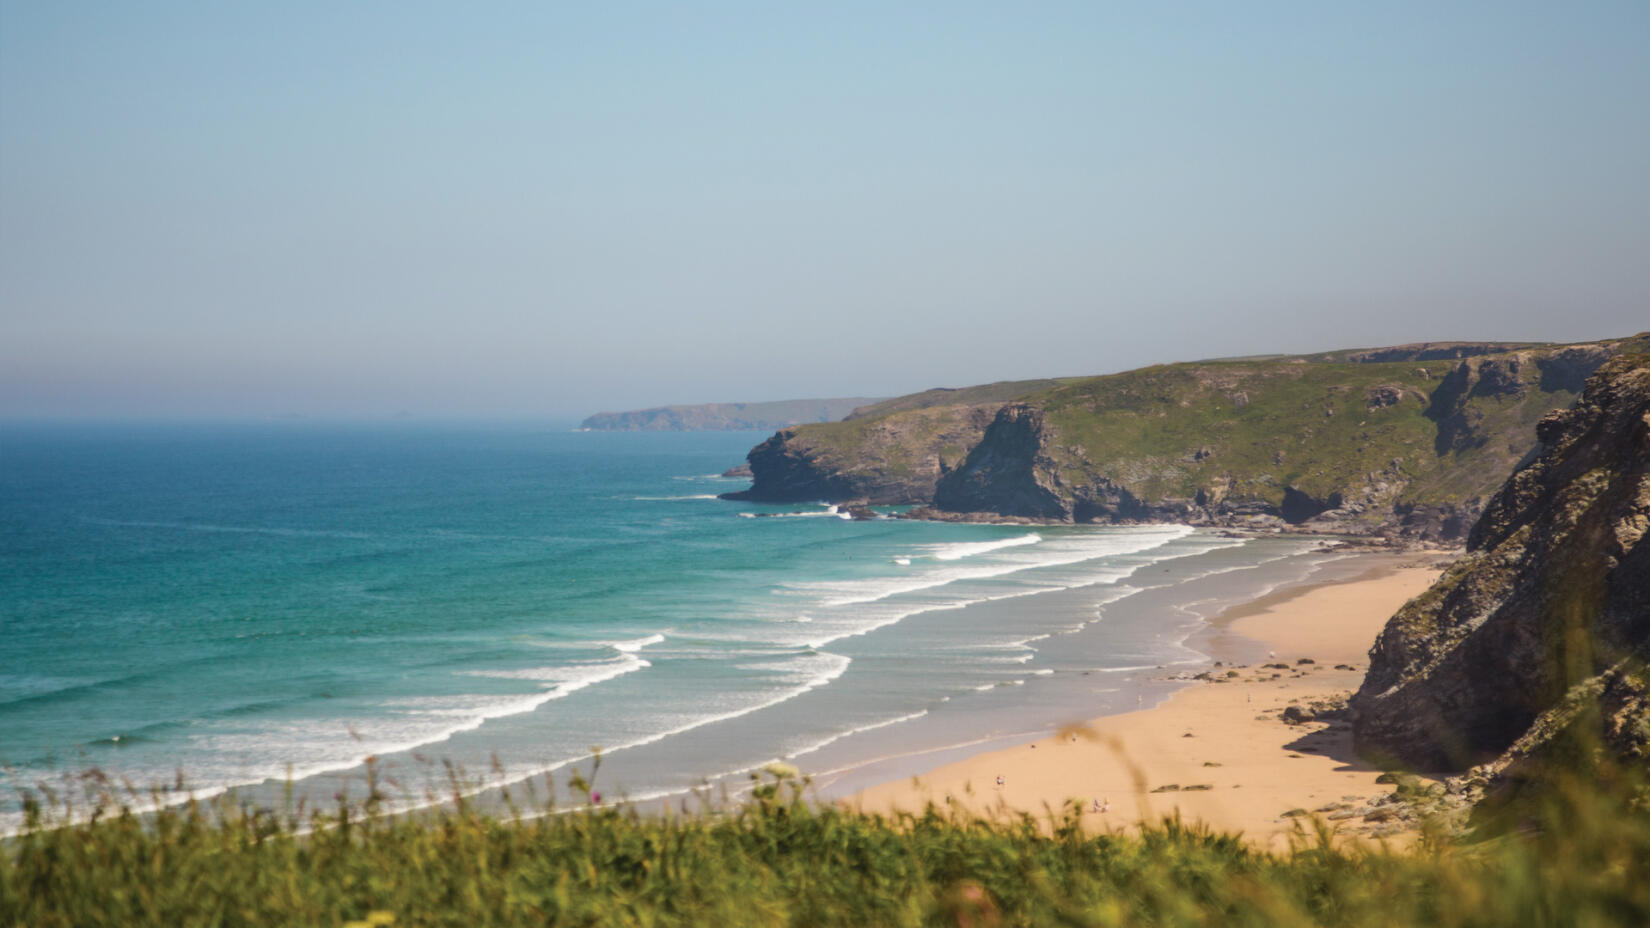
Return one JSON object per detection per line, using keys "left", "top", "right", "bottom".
{"left": 3, "top": 2, "right": 1647, "bottom": 419}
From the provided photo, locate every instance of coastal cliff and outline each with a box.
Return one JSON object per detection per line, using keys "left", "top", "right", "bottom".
{"left": 721, "top": 403, "right": 1002, "bottom": 504}
{"left": 720, "top": 380, "right": 1063, "bottom": 504}
{"left": 580, "top": 397, "right": 882, "bottom": 432}
{"left": 930, "top": 341, "right": 1636, "bottom": 538}
{"left": 731, "top": 335, "right": 1646, "bottom": 539}
{"left": 1350, "top": 353, "right": 1650, "bottom": 779}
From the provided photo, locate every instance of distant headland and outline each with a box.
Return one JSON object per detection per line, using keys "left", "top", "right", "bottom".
{"left": 579, "top": 397, "right": 885, "bottom": 432}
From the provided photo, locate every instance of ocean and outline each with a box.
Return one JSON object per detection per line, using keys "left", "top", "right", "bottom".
{"left": 0, "top": 422, "right": 1370, "bottom": 828}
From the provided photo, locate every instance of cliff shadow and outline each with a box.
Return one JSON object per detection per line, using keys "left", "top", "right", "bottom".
{"left": 1282, "top": 722, "right": 1384, "bottom": 773}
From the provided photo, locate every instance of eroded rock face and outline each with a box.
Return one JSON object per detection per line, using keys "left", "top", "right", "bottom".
{"left": 721, "top": 429, "right": 865, "bottom": 502}
{"left": 931, "top": 405, "right": 1070, "bottom": 519}
{"left": 1424, "top": 354, "right": 1539, "bottom": 455}
{"left": 721, "top": 404, "right": 1000, "bottom": 505}
{"left": 1350, "top": 354, "right": 1650, "bottom": 772}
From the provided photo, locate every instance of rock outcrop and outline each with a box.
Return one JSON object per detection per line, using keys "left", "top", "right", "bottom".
{"left": 721, "top": 403, "right": 1002, "bottom": 505}
{"left": 931, "top": 405, "right": 1074, "bottom": 518}
{"left": 1350, "top": 353, "right": 1650, "bottom": 774}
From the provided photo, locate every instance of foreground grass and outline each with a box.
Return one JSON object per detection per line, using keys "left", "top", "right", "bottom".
{"left": 4, "top": 769, "right": 1648, "bottom": 927}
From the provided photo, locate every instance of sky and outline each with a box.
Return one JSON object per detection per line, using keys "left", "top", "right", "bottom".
{"left": 3, "top": 2, "right": 1648, "bottom": 420}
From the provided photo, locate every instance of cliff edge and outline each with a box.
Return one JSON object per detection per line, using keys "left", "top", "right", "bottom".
{"left": 1350, "top": 353, "right": 1650, "bottom": 777}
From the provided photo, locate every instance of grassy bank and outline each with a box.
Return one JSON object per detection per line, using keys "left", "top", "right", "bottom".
{"left": 5, "top": 766, "right": 1648, "bottom": 927}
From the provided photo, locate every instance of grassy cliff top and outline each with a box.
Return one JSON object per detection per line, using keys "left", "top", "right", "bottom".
{"left": 744, "top": 333, "right": 1650, "bottom": 515}
{"left": 1026, "top": 358, "right": 1447, "bottom": 502}
{"left": 843, "top": 379, "right": 1074, "bottom": 420}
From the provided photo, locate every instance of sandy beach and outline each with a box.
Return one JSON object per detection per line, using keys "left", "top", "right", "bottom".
{"left": 848, "top": 553, "right": 1450, "bottom": 851}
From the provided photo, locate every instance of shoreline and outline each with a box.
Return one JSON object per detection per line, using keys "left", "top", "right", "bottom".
{"left": 842, "top": 552, "right": 1452, "bottom": 850}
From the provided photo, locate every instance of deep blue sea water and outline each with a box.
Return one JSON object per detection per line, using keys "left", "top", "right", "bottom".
{"left": 1, "top": 423, "right": 1360, "bottom": 827}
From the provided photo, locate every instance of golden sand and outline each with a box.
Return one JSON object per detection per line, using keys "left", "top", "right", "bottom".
{"left": 847, "top": 557, "right": 1446, "bottom": 851}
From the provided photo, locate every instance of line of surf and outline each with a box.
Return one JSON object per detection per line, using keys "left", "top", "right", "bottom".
{"left": 925, "top": 533, "right": 1043, "bottom": 561}
{"left": 817, "top": 525, "right": 1196, "bottom": 607}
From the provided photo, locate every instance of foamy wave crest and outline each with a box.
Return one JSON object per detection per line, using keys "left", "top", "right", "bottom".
{"left": 0, "top": 651, "right": 654, "bottom": 836}
{"left": 737, "top": 503, "right": 855, "bottom": 520}
{"left": 457, "top": 654, "right": 649, "bottom": 696}
{"left": 462, "top": 649, "right": 856, "bottom": 803}
{"left": 751, "top": 526, "right": 1228, "bottom": 653}
{"left": 784, "top": 709, "right": 930, "bottom": 760}
{"left": 925, "top": 533, "right": 1042, "bottom": 561}
{"left": 105, "top": 653, "right": 659, "bottom": 826}
{"left": 611, "top": 633, "right": 666, "bottom": 653}
{"left": 809, "top": 525, "right": 1194, "bottom": 607}
{"left": 631, "top": 494, "right": 720, "bottom": 501}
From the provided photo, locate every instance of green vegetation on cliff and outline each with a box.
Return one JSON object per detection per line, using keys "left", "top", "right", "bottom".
{"left": 843, "top": 379, "right": 1073, "bottom": 421}
{"left": 1034, "top": 359, "right": 1444, "bottom": 508}
{"left": 1023, "top": 349, "right": 1584, "bottom": 516}
{"left": 734, "top": 334, "right": 1649, "bottom": 538}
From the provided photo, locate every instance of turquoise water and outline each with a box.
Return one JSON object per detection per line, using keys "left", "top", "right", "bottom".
{"left": 1, "top": 423, "right": 1350, "bottom": 824}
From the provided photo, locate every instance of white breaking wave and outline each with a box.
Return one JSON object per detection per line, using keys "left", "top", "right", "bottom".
{"left": 3, "top": 652, "right": 662, "bottom": 836}
{"left": 924, "top": 533, "right": 1042, "bottom": 561}
{"left": 461, "top": 649, "right": 855, "bottom": 801}
{"left": 736, "top": 503, "right": 853, "bottom": 520}
{"left": 784, "top": 709, "right": 931, "bottom": 760}
{"left": 455, "top": 653, "right": 651, "bottom": 698}
{"left": 115, "top": 652, "right": 658, "bottom": 826}
{"left": 611, "top": 633, "right": 666, "bottom": 653}
{"left": 631, "top": 494, "right": 720, "bottom": 501}
{"left": 808, "top": 525, "right": 1195, "bottom": 607}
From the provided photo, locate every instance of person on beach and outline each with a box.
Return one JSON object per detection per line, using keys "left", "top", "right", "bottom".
{"left": 995, "top": 774, "right": 1005, "bottom": 789}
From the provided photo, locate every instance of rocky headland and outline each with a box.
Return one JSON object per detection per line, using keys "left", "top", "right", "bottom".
{"left": 724, "top": 334, "right": 1649, "bottom": 542}
{"left": 719, "top": 380, "right": 1063, "bottom": 504}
